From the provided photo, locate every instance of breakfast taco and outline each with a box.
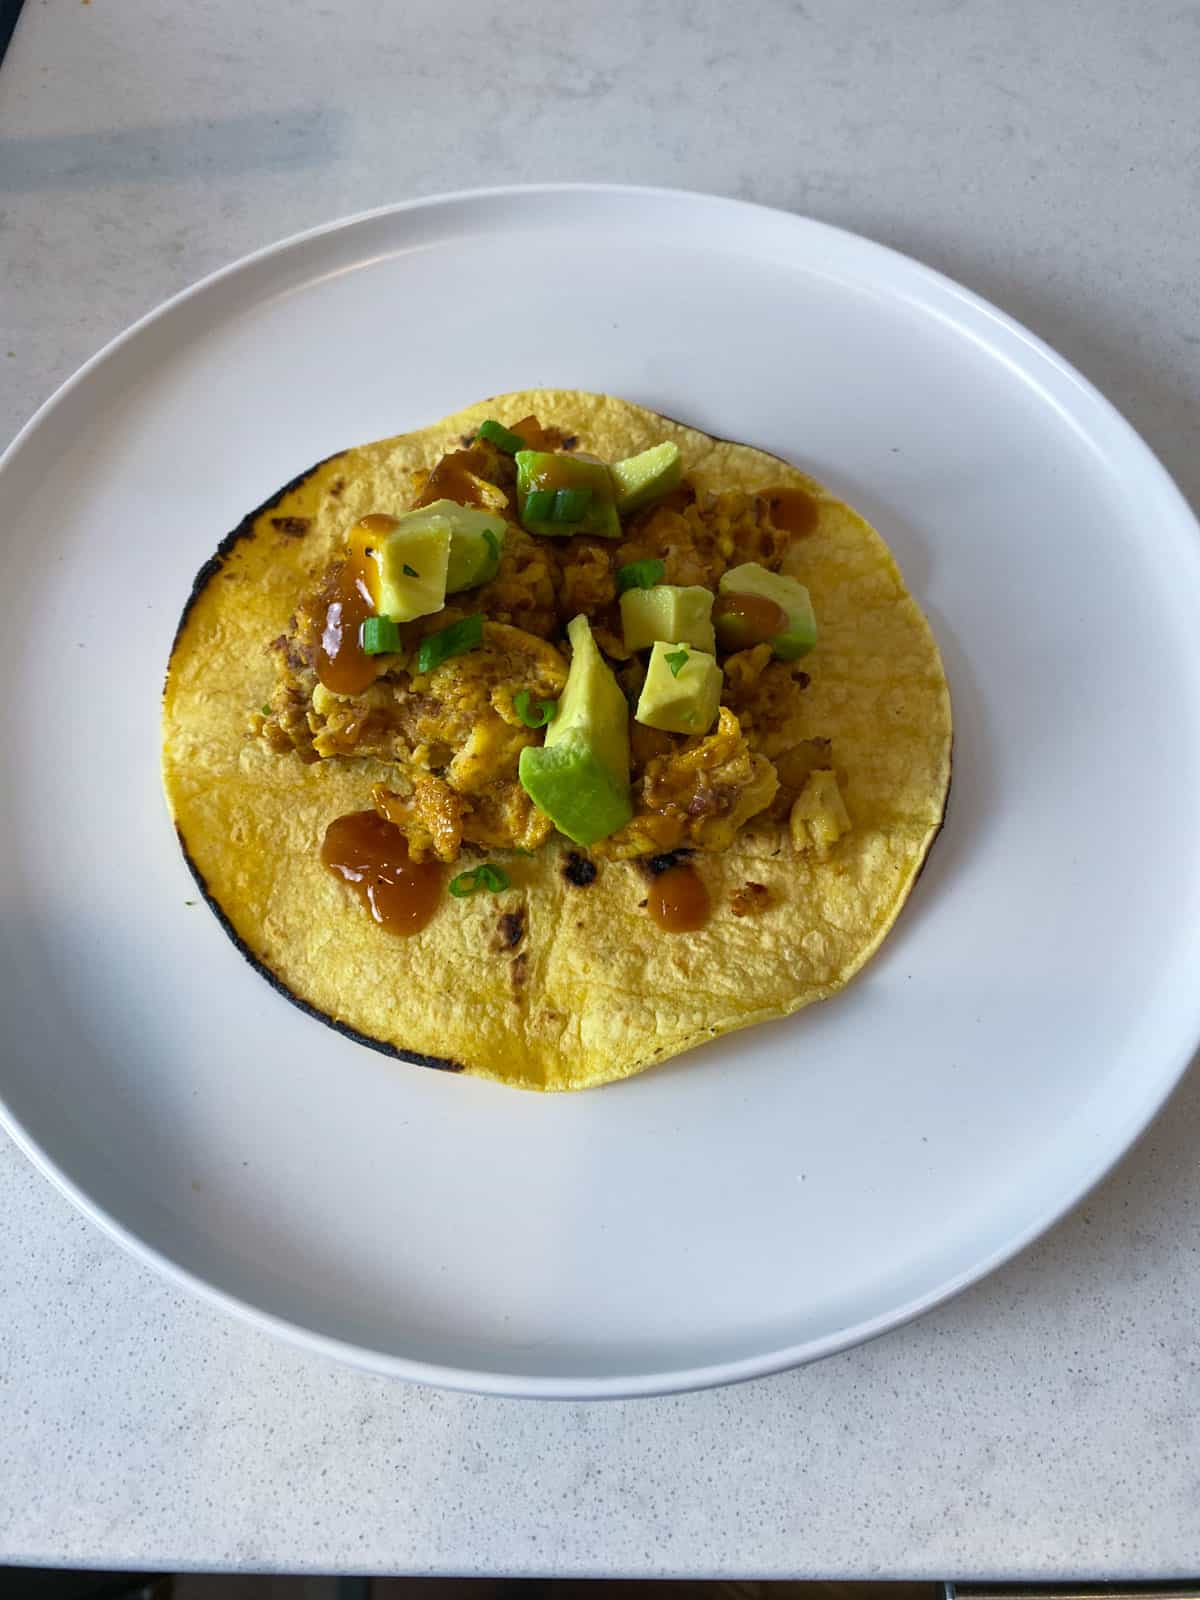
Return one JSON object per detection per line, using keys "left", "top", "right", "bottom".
{"left": 162, "top": 391, "right": 951, "bottom": 1090}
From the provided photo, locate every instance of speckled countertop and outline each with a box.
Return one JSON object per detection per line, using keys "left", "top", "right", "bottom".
{"left": 3, "top": 0, "right": 1200, "bottom": 1577}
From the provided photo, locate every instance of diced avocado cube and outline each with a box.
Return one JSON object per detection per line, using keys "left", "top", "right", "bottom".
{"left": 435, "top": 501, "right": 506, "bottom": 593}
{"left": 620, "top": 584, "right": 715, "bottom": 654}
{"left": 514, "top": 451, "right": 621, "bottom": 540}
{"left": 635, "top": 641, "right": 723, "bottom": 735}
{"left": 611, "top": 441, "right": 682, "bottom": 514}
{"left": 376, "top": 511, "right": 452, "bottom": 621}
{"left": 517, "top": 614, "right": 632, "bottom": 845}
{"left": 715, "top": 562, "right": 817, "bottom": 659}
{"left": 375, "top": 501, "right": 506, "bottom": 617}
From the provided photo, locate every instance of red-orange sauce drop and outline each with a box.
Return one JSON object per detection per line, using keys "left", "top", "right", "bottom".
{"left": 416, "top": 448, "right": 494, "bottom": 509}
{"left": 713, "top": 589, "right": 790, "bottom": 648}
{"left": 522, "top": 453, "right": 584, "bottom": 492}
{"left": 321, "top": 810, "right": 444, "bottom": 936}
{"left": 762, "top": 486, "right": 818, "bottom": 536}
{"left": 315, "top": 514, "right": 395, "bottom": 695}
{"left": 647, "top": 864, "right": 711, "bottom": 933}
{"left": 512, "top": 414, "right": 553, "bottom": 450}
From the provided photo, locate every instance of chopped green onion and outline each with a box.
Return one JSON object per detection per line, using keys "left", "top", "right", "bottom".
{"left": 417, "top": 612, "right": 483, "bottom": 674}
{"left": 478, "top": 419, "right": 527, "bottom": 454}
{"left": 361, "top": 615, "right": 402, "bottom": 654}
{"left": 665, "top": 648, "right": 689, "bottom": 678}
{"left": 448, "top": 862, "right": 512, "bottom": 897}
{"left": 616, "top": 557, "right": 666, "bottom": 593}
{"left": 402, "top": 563, "right": 419, "bottom": 577}
{"left": 514, "top": 688, "right": 557, "bottom": 728}
{"left": 482, "top": 528, "right": 500, "bottom": 560}
{"left": 260, "top": 704, "right": 271, "bottom": 716}
{"left": 550, "top": 487, "right": 592, "bottom": 523}
{"left": 523, "top": 489, "right": 555, "bottom": 522}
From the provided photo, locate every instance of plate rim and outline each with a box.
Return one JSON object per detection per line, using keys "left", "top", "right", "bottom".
{"left": 2, "top": 181, "right": 1198, "bottom": 1399}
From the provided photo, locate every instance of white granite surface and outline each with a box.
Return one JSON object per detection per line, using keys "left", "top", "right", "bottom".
{"left": 2, "top": 0, "right": 1199, "bottom": 1577}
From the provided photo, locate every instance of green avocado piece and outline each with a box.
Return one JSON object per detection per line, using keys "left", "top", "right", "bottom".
{"left": 514, "top": 451, "right": 621, "bottom": 540}
{"left": 517, "top": 614, "right": 632, "bottom": 845}
{"left": 716, "top": 562, "right": 818, "bottom": 660}
{"left": 635, "top": 641, "right": 723, "bottom": 735}
{"left": 376, "top": 501, "right": 505, "bottom": 617}
{"left": 620, "top": 584, "right": 715, "bottom": 654}
{"left": 438, "top": 502, "right": 507, "bottom": 593}
{"left": 611, "top": 441, "right": 682, "bottom": 514}
{"left": 375, "top": 514, "right": 451, "bottom": 622}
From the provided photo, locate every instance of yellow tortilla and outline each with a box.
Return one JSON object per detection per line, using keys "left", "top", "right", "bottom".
{"left": 162, "top": 391, "right": 951, "bottom": 1090}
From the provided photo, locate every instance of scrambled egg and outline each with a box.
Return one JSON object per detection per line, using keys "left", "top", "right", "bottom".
{"left": 261, "top": 470, "right": 832, "bottom": 865}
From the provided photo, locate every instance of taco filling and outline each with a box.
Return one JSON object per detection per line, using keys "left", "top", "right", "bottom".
{"left": 162, "top": 391, "right": 952, "bottom": 1090}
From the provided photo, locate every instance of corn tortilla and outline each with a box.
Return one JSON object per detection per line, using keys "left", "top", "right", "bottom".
{"left": 162, "top": 392, "right": 952, "bottom": 1090}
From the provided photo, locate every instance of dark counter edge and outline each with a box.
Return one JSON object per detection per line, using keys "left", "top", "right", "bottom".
{"left": 0, "top": 0, "right": 26, "bottom": 69}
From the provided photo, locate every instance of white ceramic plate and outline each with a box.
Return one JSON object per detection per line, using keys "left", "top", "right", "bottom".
{"left": 2, "top": 185, "right": 1198, "bottom": 1398}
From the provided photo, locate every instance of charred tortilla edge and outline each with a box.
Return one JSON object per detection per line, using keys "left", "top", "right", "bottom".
{"left": 174, "top": 823, "right": 466, "bottom": 1073}
{"left": 166, "top": 449, "right": 348, "bottom": 680}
